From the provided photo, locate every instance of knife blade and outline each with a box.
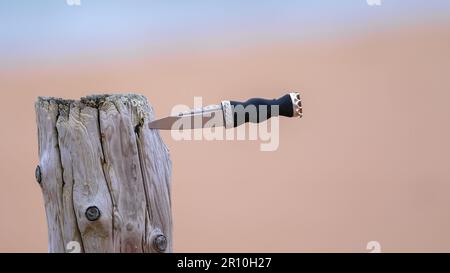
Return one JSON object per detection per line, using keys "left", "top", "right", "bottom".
{"left": 148, "top": 92, "right": 302, "bottom": 130}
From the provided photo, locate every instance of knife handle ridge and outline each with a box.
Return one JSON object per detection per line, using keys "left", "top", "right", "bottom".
{"left": 227, "top": 92, "right": 302, "bottom": 128}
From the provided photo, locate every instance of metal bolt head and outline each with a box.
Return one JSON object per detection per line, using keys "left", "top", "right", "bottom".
{"left": 85, "top": 206, "right": 101, "bottom": 221}
{"left": 35, "top": 165, "right": 42, "bottom": 184}
{"left": 154, "top": 234, "right": 167, "bottom": 252}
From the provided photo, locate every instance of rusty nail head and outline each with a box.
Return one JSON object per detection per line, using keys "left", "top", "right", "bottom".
{"left": 154, "top": 234, "right": 167, "bottom": 252}
{"left": 85, "top": 206, "right": 101, "bottom": 221}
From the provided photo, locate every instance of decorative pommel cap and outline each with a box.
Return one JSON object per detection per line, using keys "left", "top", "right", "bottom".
{"left": 289, "top": 92, "right": 303, "bottom": 118}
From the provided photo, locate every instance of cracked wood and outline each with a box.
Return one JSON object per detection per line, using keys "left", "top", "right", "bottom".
{"left": 35, "top": 94, "right": 172, "bottom": 253}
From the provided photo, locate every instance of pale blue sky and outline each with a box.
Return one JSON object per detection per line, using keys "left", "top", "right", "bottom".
{"left": 1, "top": 0, "right": 450, "bottom": 62}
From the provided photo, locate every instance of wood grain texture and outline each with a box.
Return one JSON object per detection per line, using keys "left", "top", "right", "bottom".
{"left": 35, "top": 94, "right": 172, "bottom": 253}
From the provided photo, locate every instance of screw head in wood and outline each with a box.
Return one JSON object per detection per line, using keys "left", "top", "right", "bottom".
{"left": 85, "top": 206, "right": 101, "bottom": 221}
{"left": 35, "top": 165, "right": 42, "bottom": 184}
{"left": 154, "top": 234, "right": 167, "bottom": 252}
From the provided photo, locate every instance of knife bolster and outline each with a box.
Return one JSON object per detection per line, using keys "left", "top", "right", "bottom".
{"left": 221, "top": 100, "right": 234, "bottom": 129}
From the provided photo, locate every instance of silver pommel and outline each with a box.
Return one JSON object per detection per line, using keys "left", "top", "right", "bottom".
{"left": 289, "top": 92, "right": 303, "bottom": 118}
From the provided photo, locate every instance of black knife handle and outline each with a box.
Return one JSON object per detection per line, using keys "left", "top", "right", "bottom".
{"left": 228, "top": 92, "right": 302, "bottom": 128}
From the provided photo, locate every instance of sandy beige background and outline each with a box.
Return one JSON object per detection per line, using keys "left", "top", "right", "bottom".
{"left": 0, "top": 23, "right": 449, "bottom": 252}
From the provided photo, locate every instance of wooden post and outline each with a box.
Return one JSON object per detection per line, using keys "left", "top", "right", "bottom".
{"left": 35, "top": 94, "right": 172, "bottom": 253}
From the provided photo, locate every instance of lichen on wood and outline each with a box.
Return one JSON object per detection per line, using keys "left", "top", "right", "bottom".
{"left": 35, "top": 94, "right": 172, "bottom": 253}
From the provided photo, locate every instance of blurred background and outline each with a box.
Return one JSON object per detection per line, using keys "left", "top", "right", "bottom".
{"left": 1, "top": 0, "right": 450, "bottom": 252}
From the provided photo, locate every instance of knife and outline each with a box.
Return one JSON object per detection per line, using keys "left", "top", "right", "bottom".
{"left": 148, "top": 92, "right": 302, "bottom": 130}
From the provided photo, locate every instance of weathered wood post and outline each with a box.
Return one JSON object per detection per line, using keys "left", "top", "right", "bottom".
{"left": 35, "top": 94, "right": 172, "bottom": 253}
